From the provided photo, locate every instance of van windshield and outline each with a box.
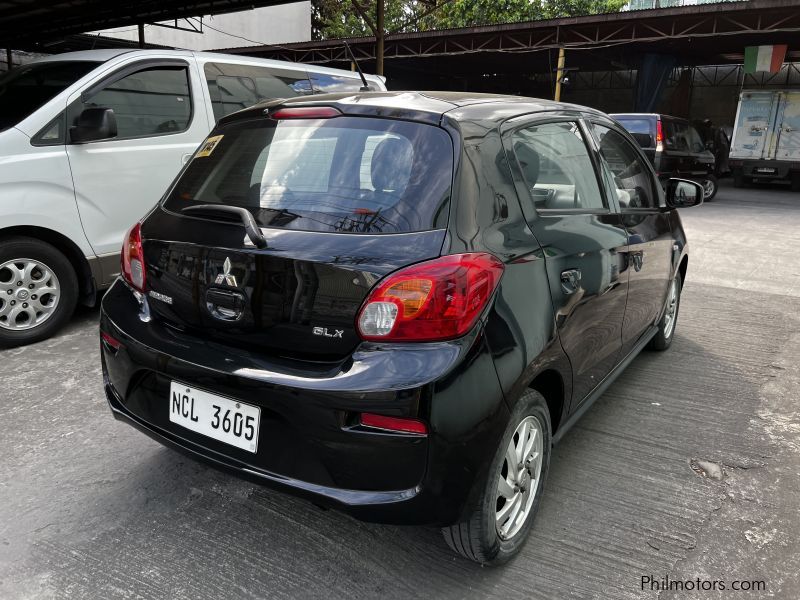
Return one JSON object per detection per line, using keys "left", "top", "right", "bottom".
{"left": 165, "top": 116, "right": 454, "bottom": 234}
{"left": 0, "top": 61, "right": 97, "bottom": 131}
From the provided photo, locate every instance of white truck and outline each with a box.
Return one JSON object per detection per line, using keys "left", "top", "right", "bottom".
{"left": 0, "top": 49, "right": 385, "bottom": 347}
{"left": 729, "top": 89, "right": 800, "bottom": 191}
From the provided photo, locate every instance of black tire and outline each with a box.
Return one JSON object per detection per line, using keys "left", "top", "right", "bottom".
{"left": 0, "top": 237, "right": 79, "bottom": 348}
{"left": 648, "top": 271, "right": 682, "bottom": 351}
{"left": 791, "top": 174, "right": 800, "bottom": 193}
{"left": 701, "top": 174, "right": 718, "bottom": 201}
{"left": 733, "top": 169, "right": 746, "bottom": 188}
{"left": 441, "top": 389, "right": 552, "bottom": 565}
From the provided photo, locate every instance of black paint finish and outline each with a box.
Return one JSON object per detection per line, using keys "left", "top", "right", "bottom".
{"left": 100, "top": 91, "right": 691, "bottom": 526}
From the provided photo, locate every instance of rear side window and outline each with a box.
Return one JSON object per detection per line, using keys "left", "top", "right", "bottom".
{"left": 77, "top": 66, "right": 191, "bottom": 139}
{"left": 204, "top": 62, "right": 312, "bottom": 121}
{"left": 512, "top": 121, "right": 606, "bottom": 211}
{"left": 165, "top": 116, "right": 453, "bottom": 234}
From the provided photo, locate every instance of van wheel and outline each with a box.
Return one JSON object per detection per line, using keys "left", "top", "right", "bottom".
{"left": 733, "top": 170, "right": 746, "bottom": 188}
{"left": 791, "top": 174, "right": 800, "bottom": 192}
{"left": 648, "top": 272, "right": 682, "bottom": 351}
{"left": 441, "top": 389, "right": 551, "bottom": 565}
{"left": 701, "top": 175, "right": 718, "bottom": 200}
{"left": 0, "top": 237, "right": 79, "bottom": 348}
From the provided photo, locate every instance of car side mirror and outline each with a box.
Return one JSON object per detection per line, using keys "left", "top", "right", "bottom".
{"left": 70, "top": 107, "right": 117, "bottom": 144}
{"left": 631, "top": 133, "right": 654, "bottom": 148}
{"left": 665, "top": 178, "right": 703, "bottom": 209}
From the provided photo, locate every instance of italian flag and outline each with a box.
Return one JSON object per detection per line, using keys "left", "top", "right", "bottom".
{"left": 744, "top": 45, "right": 788, "bottom": 74}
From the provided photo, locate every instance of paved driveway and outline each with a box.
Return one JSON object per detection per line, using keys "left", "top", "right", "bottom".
{"left": 1, "top": 181, "right": 799, "bottom": 599}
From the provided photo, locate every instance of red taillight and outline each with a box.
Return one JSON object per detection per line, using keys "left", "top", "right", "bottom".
{"left": 656, "top": 120, "right": 664, "bottom": 144}
{"left": 120, "top": 222, "right": 146, "bottom": 292}
{"left": 360, "top": 413, "right": 428, "bottom": 435}
{"left": 270, "top": 106, "right": 341, "bottom": 120}
{"left": 356, "top": 253, "right": 504, "bottom": 342}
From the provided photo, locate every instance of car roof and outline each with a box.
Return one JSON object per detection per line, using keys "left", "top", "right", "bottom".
{"left": 30, "top": 49, "right": 135, "bottom": 63}
{"left": 220, "top": 91, "right": 607, "bottom": 127}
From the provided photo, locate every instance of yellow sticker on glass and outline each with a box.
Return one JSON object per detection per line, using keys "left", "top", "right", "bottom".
{"left": 196, "top": 134, "right": 224, "bottom": 157}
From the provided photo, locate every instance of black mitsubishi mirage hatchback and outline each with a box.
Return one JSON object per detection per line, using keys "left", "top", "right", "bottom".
{"left": 100, "top": 91, "right": 702, "bottom": 565}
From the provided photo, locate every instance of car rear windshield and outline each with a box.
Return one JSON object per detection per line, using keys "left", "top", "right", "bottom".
{"left": 0, "top": 61, "right": 97, "bottom": 131}
{"left": 615, "top": 118, "right": 652, "bottom": 135}
{"left": 164, "top": 115, "right": 454, "bottom": 234}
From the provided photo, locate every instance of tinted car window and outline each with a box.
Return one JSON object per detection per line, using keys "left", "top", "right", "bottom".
{"left": 310, "top": 73, "right": 380, "bottom": 93}
{"left": 204, "top": 62, "right": 312, "bottom": 121}
{"left": 592, "top": 124, "right": 656, "bottom": 209}
{"left": 165, "top": 116, "right": 453, "bottom": 234}
{"left": 78, "top": 66, "right": 191, "bottom": 139}
{"left": 0, "top": 61, "right": 97, "bottom": 131}
{"left": 663, "top": 119, "right": 690, "bottom": 151}
{"left": 615, "top": 118, "right": 651, "bottom": 135}
{"left": 512, "top": 121, "right": 606, "bottom": 211}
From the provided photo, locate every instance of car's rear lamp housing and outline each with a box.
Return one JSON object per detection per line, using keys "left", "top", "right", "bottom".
{"left": 656, "top": 119, "right": 664, "bottom": 152}
{"left": 357, "top": 253, "right": 504, "bottom": 342}
{"left": 121, "top": 222, "right": 146, "bottom": 292}
{"left": 270, "top": 106, "right": 341, "bottom": 120}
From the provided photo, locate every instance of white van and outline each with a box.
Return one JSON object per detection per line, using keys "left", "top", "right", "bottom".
{"left": 0, "top": 49, "right": 386, "bottom": 346}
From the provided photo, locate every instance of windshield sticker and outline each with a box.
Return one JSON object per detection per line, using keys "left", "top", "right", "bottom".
{"left": 196, "top": 135, "right": 224, "bottom": 157}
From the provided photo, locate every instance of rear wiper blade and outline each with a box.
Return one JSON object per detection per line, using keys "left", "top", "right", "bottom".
{"left": 181, "top": 204, "right": 267, "bottom": 249}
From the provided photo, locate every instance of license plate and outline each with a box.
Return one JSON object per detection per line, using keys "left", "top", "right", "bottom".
{"left": 756, "top": 167, "right": 776, "bottom": 174}
{"left": 169, "top": 382, "right": 260, "bottom": 453}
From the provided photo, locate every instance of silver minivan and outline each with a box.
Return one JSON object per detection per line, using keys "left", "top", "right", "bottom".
{"left": 0, "top": 49, "right": 386, "bottom": 346}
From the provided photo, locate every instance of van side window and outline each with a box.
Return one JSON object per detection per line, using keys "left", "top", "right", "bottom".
{"left": 591, "top": 124, "right": 656, "bottom": 209}
{"left": 79, "top": 66, "right": 191, "bottom": 139}
{"left": 310, "top": 73, "right": 379, "bottom": 93}
{"left": 512, "top": 121, "right": 606, "bottom": 211}
{"left": 204, "top": 62, "right": 312, "bottom": 121}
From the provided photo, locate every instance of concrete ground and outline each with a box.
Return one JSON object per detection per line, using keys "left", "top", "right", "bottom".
{"left": 1, "top": 180, "right": 799, "bottom": 599}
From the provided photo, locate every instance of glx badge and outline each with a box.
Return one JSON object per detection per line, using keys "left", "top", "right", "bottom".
{"left": 313, "top": 327, "right": 344, "bottom": 339}
{"left": 215, "top": 257, "right": 238, "bottom": 287}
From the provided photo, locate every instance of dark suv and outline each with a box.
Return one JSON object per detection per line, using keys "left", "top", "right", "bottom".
{"left": 612, "top": 113, "right": 718, "bottom": 200}
{"left": 100, "top": 92, "right": 702, "bottom": 565}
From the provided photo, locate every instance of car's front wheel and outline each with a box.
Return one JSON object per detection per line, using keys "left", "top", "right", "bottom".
{"left": 441, "top": 389, "right": 551, "bottom": 565}
{"left": 0, "top": 237, "right": 78, "bottom": 348}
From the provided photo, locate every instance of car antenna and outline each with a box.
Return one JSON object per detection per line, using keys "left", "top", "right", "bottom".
{"left": 344, "top": 41, "right": 371, "bottom": 92}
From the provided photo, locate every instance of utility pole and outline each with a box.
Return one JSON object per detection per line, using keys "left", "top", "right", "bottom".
{"left": 554, "top": 47, "right": 566, "bottom": 102}
{"left": 376, "top": 0, "right": 385, "bottom": 76}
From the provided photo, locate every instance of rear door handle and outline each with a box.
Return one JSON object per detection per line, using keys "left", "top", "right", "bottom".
{"left": 560, "top": 269, "right": 581, "bottom": 294}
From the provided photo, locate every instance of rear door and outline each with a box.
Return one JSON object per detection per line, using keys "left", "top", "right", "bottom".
{"left": 589, "top": 119, "right": 674, "bottom": 354}
{"left": 505, "top": 116, "right": 629, "bottom": 409}
{"left": 776, "top": 91, "right": 800, "bottom": 161}
{"left": 66, "top": 57, "right": 209, "bottom": 257}
{"left": 143, "top": 112, "right": 454, "bottom": 360}
{"left": 730, "top": 91, "right": 780, "bottom": 160}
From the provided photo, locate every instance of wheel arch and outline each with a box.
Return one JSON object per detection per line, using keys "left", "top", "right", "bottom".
{"left": 528, "top": 368, "right": 566, "bottom": 435}
{"left": 678, "top": 254, "right": 688, "bottom": 288}
{"left": 0, "top": 226, "right": 96, "bottom": 305}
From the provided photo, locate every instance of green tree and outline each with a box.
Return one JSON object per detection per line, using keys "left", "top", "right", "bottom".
{"left": 311, "top": 0, "right": 628, "bottom": 40}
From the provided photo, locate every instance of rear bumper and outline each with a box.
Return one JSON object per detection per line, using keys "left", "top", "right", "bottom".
{"left": 729, "top": 159, "right": 799, "bottom": 181}
{"left": 100, "top": 279, "right": 509, "bottom": 525}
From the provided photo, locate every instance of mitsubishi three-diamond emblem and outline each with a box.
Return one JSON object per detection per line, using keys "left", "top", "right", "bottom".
{"left": 214, "top": 257, "right": 238, "bottom": 287}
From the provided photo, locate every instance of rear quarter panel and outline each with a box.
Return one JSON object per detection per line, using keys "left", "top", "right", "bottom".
{"left": 443, "top": 118, "right": 572, "bottom": 426}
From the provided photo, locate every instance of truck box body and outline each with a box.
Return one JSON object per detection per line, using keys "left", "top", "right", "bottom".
{"left": 729, "top": 90, "right": 800, "bottom": 190}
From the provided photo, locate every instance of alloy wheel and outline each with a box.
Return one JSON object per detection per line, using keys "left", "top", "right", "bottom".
{"left": 663, "top": 277, "right": 679, "bottom": 339}
{"left": 0, "top": 258, "right": 61, "bottom": 331}
{"left": 495, "top": 415, "right": 544, "bottom": 540}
